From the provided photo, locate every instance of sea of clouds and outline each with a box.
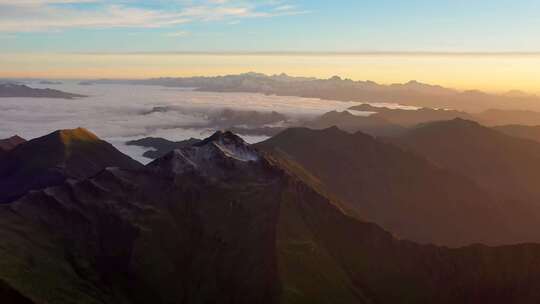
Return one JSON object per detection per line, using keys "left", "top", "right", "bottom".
{"left": 0, "top": 81, "right": 366, "bottom": 163}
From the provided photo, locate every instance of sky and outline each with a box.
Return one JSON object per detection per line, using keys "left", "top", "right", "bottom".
{"left": 1, "top": 0, "right": 540, "bottom": 92}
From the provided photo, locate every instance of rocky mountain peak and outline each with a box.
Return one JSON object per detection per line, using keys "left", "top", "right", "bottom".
{"left": 196, "top": 130, "right": 259, "bottom": 161}
{"left": 56, "top": 127, "right": 100, "bottom": 145}
{"left": 148, "top": 131, "right": 262, "bottom": 178}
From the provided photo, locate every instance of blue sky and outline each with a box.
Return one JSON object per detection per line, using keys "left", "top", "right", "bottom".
{"left": 0, "top": 0, "right": 539, "bottom": 53}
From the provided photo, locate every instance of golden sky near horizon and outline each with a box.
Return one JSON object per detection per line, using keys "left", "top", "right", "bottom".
{"left": 2, "top": 53, "right": 540, "bottom": 94}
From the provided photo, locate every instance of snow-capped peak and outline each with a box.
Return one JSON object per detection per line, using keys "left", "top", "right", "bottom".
{"left": 200, "top": 131, "right": 259, "bottom": 162}
{"left": 149, "top": 131, "right": 261, "bottom": 176}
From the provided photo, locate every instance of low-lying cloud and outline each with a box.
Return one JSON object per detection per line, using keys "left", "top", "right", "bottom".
{"left": 0, "top": 81, "right": 358, "bottom": 162}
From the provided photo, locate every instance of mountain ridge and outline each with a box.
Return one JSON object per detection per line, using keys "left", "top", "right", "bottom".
{"left": 0, "top": 83, "right": 85, "bottom": 99}
{"left": 257, "top": 126, "right": 528, "bottom": 246}
{"left": 494, "top": 124, "right": 540, "bottom": 143}
{"left": 88, "top": 73, "right": 540, "bottom": 112}
{"left": 2, "top": 130, "right": 540, "bottom": 303}
{"left": 0, "top": 128, "right": 142, "bottom": 203}
{"left": 395, "top": 118, "right": 540, "bottom": 203}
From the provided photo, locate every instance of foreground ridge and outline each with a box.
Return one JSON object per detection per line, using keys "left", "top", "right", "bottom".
{"left": 1, "top": 130, "right": 540, "bottom": 303}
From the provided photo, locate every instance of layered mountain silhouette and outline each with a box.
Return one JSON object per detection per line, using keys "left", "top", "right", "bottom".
{"left": 346, "top": 104, "right": 540, "bottom": 128}
{"left": 3, "top": 130, "right": 540, "bottom": 303}
{"left": 0, "top": 83, "right": 85, "bottom": 99}
{"left": 348, "top": 104, "right": 473, "bottom": 127}
{"left": 393, "top": 119, "right": 540, "bottom": 242}
{"left": 0, "top": 128, "right": 142, "bottom": 203}
{"left": 90, "top": 73, "right": 540, "bottom": 112}
{"left": 257, "top": 127, "right": 520, "bottom": 246}
{"left": 305, "top": 111, "right": 406, "bottom": 137}
{"left": 475, "top": 109, "right": 540, "bottom": 126}
{"left": 494, "top": 124, "right": 540, "bottom": 143}
{"left": 396, "top": 119, "right": 540, "bottom": 203}
{"left": 304, "top": 105, "right": 540, "bottom": 140}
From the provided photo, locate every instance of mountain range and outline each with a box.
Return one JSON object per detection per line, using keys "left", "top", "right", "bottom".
{"left": 395, "top": 119, "right": 540, "bottom": 204}
{"left": 87, "top": 73, "right": 540, "bottom": 112}
{"left": 301, "top": 105, "right": 540, "bottom": 139}
{"left": 3, "top": 129, "right": 540, "bottom": 303}
{"left": 473, "top": 109, "right": 540, "bottom": 126}
{"left": 304, "top": 111, "right": 406, "bottom": 137}
{"left": 127, "top": 121, "right": 540, "bottom": 246}
{"left": 348, "top": 104, "right": 473, "bottom": 127}
{"left": 257, "top": 127, "right": 525, "bottom": 246}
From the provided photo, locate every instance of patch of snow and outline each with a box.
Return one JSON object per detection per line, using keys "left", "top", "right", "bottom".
{"left": 213, "top": 141, "right": 259, "bottom": 162}
{"left": 154, "top": 132, "right": 260, "bottom": 176}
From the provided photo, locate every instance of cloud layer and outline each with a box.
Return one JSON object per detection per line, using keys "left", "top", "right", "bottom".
{"left": 0, "top": 81, "right": 357, "bottom": 163}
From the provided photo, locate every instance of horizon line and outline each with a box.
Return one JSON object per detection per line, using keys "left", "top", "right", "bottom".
{"left": 46, "top": 51, "right": 540, "bottom": 57}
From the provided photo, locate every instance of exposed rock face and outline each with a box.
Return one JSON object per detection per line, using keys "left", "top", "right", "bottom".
{"left": 0, "top": 128, "right": 142, "bottom": 203}
{"left": 2, "top": 130, "right": 540, "bottom": 303}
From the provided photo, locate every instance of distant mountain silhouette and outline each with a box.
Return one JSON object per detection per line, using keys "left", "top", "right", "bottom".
{"left": 0, "top": 83, "right": 85, "bottom": 99}
{"left": 474, "top": 109, "right": 540, "bottom": 126}
{"left": 397, "top": 119, "right": 540, "bottom": 203}
{"left": 257, "top": 127, "right": 522, "bottom": 246}
{"left": 394, "top": 119, "right": 540, "bottom": 241}
{"left": 305, "top": 110, "right": 406, "bottom": 137}
{"left": 0, "top": 128, "right": 142, "bottom": 203}
{"left": 90, "top": 73, "right": 540, "bottom": 112}
{"left": 126, "top": 137, "right": 201, "bottom": 159}
{"left": 348, "top": 104, "right": 473, "bottom": 127}
{"left": 347, "top": 104, "right": 540, "bottom": 128}
{"left": 494, "top": 125, "right": 540, "bottom": 143}
{"left": 3, "top": 130, "right": 540, "bottom": 303}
